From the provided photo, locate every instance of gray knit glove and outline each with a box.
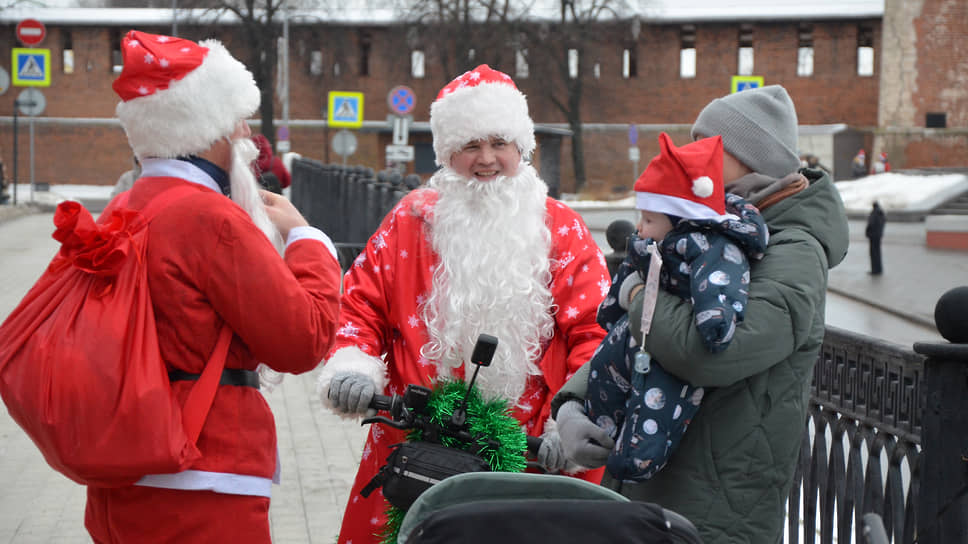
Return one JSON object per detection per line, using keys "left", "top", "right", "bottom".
{"left": 537, "top": 429, "right": 567, "bottom": 472}
{"left": 327, "top": 372, "right": 376, "bottom": 415}
{"left": 556, "top": 400, "right": 614, "bottom": 469}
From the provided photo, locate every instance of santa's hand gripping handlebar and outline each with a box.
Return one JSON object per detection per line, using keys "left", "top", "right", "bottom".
{"left": 363, "top": 334, "right": 544, "bottom": 461}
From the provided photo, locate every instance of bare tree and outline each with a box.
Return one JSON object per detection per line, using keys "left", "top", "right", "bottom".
{"left": 392, "top": 0, "right": 527, "bottom": 85}
{"left": 203, "top": 0, "right": 287, "bottom": 147}
{"left": 520, "top": 0, "right": 630, "bottom": 194}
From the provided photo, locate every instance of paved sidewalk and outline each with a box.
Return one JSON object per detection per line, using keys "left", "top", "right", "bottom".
{"left": 826, "top": 219, "right": 968, "bottom": 331}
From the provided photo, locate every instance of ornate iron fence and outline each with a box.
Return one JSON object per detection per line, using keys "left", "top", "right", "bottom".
{"left": 290, "top": 159, "right": 418, "bottom": 269}
{"left": 789, "top": 326, "right": 923, "bottom": 544}
{"left": 791, "top": 325, "right": 968, "bottom": 544}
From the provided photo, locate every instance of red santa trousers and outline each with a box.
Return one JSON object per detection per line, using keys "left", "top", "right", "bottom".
{"left": 85, "top": 485, "right": 270, "bottom": 543}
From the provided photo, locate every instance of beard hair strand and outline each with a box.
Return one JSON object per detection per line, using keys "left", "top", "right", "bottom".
{"left": 420, "top": 164, "right": 555, "bottom": 403}
{"left": 230, "top": 137, "right": 284, "bottom": 252}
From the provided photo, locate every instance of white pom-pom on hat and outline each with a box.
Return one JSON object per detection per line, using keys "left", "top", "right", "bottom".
{"left": 692, "top": 176, "right": 714, "bottom": 198}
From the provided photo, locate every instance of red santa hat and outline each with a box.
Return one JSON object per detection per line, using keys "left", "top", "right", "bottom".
{"left": 634, "top": 132, "right": 732, "bottom": 222}
{"left": 112, "top": 30, "right": 260, "bottom": 160}
{"left": 430, "top": 64, "right": 535, "bottom": 166}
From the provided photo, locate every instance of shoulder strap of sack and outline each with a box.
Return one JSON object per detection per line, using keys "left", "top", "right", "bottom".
{"left": 126, "top": 181, "right": 236, "bottom": 444}
{"left": 181, "top": 324, "right": 233, "bottom": 443}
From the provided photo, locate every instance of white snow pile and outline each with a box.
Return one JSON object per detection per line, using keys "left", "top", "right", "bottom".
{"left": 836, "top": 172, "right": 968, "bottom": 214}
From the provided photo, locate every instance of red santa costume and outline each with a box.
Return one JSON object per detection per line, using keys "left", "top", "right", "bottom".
{"left": 83, "top": 31, "right": 342, "bottom": 543}
{"left": 317, "top": 65, "right": 609, "bottom": 544}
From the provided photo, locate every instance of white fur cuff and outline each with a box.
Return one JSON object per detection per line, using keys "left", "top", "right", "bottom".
{"left": 316, "top": 346, "right": 388, "bottom": 418}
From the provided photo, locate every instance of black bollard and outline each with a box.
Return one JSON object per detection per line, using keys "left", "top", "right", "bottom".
{"left": 604, "top": 219, "right": 636, "bottom": 278}
{"left": 913, "top": 286, "right": 968, "bottom": 544}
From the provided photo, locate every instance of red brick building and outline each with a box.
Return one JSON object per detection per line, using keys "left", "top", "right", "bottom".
{"left": 0, "top": 1, "right": 962, "bottom": 193}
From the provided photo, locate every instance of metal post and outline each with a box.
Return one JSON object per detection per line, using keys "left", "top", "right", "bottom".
{"left": 281, "top": 0, "right": 289, "bottom": 127}
{"left": 12, "top": 101, "right": 18, "bottom": 206}
{"left": 914, "top": 339, "right": 968, "bottom": 543}
{"left": 171, "top": 0, "right": 178, "bottom": 36}
{"left": 29, "top": 117, "right": 35, "bottom": 202}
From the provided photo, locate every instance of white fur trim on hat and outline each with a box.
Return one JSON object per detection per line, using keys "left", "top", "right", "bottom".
{"left": 116, "top": 39, "right": 260, "bottom": 160}
{"left": 430, "top": 82, "right": 536, "bottom": 166}
{"left": 636, "top": 192, "right": 738, "bottom": 223}
{"left": 316, "top": 346, "right": 388, "bottom": 419}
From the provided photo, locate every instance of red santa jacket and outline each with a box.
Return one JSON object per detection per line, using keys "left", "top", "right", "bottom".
{"left": 322, "top": 188, "right": 609, "bottom": 543}
{"left": 104, "top": 164, "right": 341, "bottom": 493}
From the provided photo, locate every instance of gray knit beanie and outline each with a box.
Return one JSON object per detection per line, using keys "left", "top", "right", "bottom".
{"left": 690, "top": 85, "right": 800, "bottom": 179}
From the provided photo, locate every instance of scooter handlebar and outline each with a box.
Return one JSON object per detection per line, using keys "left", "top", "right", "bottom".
{"left": 369, "top": 393, "right": 395, "bottom": 412}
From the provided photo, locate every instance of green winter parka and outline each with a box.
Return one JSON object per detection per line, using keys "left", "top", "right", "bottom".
{"left": 553, "top": 168, "right": 849, "bottom": 544}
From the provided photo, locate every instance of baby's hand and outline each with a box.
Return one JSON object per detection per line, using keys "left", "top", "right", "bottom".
{"left": 626, "top": 235, "right": 655, "bottom": 276}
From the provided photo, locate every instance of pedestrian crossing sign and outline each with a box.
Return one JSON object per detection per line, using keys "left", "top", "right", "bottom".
{"left": 12, "top": 48, "right": 50, "bottom": 87}
{"left": 731, "top": 75, "right": 763, "bottom": 94}
{"left": 327, "top": 91, "right": 364, "bottom": 128}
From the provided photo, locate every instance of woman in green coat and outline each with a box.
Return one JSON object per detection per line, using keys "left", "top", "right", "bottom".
{"left": 554, "top": 85, "right": 849, "bottom": 544}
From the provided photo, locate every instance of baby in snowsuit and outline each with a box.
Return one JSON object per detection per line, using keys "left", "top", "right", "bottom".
{"left": 586, "top": 132, "right": 769, "bottom": 482}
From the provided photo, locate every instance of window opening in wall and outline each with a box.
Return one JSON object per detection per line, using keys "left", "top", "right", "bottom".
{"left": 411, "top": 50, "right": 425, "bottom": 78}
{"left": 925, "top": 112, "right": 947, "bottom": 128}
{"left": 515, "top": 49, "right": 529, "bottom": 78}
{"left": 414, "top": 142, "right": 436, "bottom": 174}
{"left": 111, "top": 29, "right": 123, "bottom": 73}
{"left": 63, "top": 31, "right": 74, "bottom": 74}
{"left": 797, "top": 23, "right": 813, "bottom": 77}
{"left": 857, "top": 24, "right": 874, "bottom": 77}
{"left": 310, "top": 51, "right": 323, "bottom": 76}
{"left": 468, "top": 48, "right": 475, "bottom": 62}
{"left": 568, "top": 48, "right": 579, "bottom": 78}
{"left": 622, "top": 48, "right": 637, "bottom": 78}
{"left": 593, "top": 62, "right": 601, "bottom": 79}
{"left": 680, "top": 24, "right": 696, "bottom": 79}
{"left": 737, "top": 24, "right": 754, "bottom": 76}
{"left": 333, "top": 62, "right": 341, "bottom": 77}
{"left": 359, "top": 31, "right": 371, "bottom": 76}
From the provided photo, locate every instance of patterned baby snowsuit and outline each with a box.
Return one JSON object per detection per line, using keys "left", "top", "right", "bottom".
{"left": 587, "top": 193, "right": 768, "bottom": 482}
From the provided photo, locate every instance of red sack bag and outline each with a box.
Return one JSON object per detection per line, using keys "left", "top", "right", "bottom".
{"left": 0, "top": 185, "right": 230, "bottom": 487}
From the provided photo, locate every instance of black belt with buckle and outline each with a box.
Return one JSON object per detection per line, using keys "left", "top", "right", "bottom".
{"left": 168, "top": 368, "right": 261, "bottom": 389}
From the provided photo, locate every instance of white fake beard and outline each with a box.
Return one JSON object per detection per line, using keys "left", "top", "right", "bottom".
{"left": 421, "top": 163, "right": 555, "bottom": 403}
{"left": 229, "top": 137, "right": 284, "bottom": 252}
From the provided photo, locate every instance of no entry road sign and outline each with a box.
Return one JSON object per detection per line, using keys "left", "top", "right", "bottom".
{"left": 16, "top": 19, "right": 46, "bottom": 46}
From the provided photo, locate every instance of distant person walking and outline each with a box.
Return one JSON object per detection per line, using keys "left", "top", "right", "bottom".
{"left": 870, "top": 151, "right": 891, "bottom": 174}
{"left": 0, "top": 158, "right": 9, "bottom": 204}
{"left": 109, "top": 156, "right": 141, "bottom": 200}
{"left": 866, "top": 201, "right": 886, "bottom": 275}
{"left": 851, "top": 149, "right": 867, "bottom": 179}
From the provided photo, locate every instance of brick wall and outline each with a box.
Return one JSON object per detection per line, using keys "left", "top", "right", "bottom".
{"left": 0, "top": 10, "right": 960, "bottom": 192}
{"left": 876, "top": 0, "right": 967, "bottom": 169}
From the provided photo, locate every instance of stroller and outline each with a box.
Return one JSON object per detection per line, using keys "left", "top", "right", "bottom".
{"left": 362, "top": 334, "right": 703, "bottom": 544}
{"left": 397, "top": 471, "right": 702, "bottom": 544}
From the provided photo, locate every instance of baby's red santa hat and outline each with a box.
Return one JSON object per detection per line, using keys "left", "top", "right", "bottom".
{"left": 635, "top": 132, "right": 735, "bottom": 222}
{"left": 112, "top": 30, "right": 260, "bottom": 160}
{"left": 430, "top": 64, "right": 535, "bottom": 167}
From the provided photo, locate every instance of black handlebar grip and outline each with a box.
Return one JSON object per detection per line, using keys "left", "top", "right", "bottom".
{"left": 369, "top": 393, "right": 394, "bottom": 411}
{"left": 526, "top": 435, "right": 543, "bottom": 456}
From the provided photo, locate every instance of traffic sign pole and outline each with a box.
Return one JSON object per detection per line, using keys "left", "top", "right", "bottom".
{"left": 386, "top": 85, "right": 417, "bottom": 170}
{"left": 12, "top": 101, "right": 18, "bottom": 205}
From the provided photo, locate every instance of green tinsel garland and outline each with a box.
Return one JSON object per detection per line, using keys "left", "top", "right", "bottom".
{"left": 378, "top": 379, "right": 528, "bottom": 543}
